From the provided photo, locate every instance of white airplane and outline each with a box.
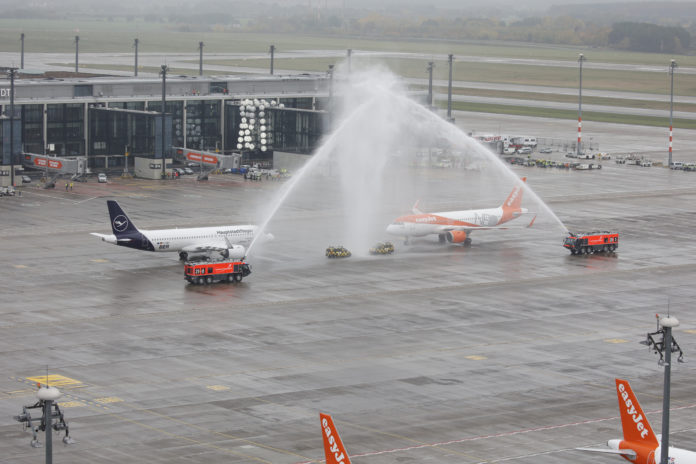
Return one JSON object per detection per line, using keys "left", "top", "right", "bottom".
{"left": 385, "top": 177, "right": 535, "bottom": 246}
{"left": 578, "top": 378, "right": 696, "bottom": 464}
{"left": 91, "top": 200, "right": 272, "bottom": 260}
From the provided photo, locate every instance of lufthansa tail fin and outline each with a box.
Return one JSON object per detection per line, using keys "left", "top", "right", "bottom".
{"left": 615, "top": 378, "right": 659, "bottom": 448}
{"left": 107, "top": 200, "right": 140, "bottom": 237}
{"left": 320, "top": 413, "right": 351, "bottom": 464}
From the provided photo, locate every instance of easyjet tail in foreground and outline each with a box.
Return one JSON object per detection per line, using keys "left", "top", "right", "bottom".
{"left": 91, "top": 200, "right": 272, "bottom": 260}
{"left": 320, "top": 413, "right": 351, "bottom": 464}
{"left": 386, "top": 177, "right": 535, "bottom": 247}
{"left": 577, "top": 378, "right": 696, "bottom": 464}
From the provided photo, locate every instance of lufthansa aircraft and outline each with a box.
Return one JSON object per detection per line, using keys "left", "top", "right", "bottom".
{"left": 386, "top": 177, "right": 534, "bottom": 246}
{"left": 91, "top": 200, "right": 271, "bottom": 260}
{"left": 578, "top": 378, "right": 696, "bottom": 464}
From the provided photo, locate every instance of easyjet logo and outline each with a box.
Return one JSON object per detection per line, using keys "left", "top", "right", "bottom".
{"left": 618, "top": 383, "right": 649, "bottom": 439}
{"left": 322, "top": 417, "right": 346, "bottom": 464}
{"left": 506, "top": 187, "right": 520, "bottom": 207}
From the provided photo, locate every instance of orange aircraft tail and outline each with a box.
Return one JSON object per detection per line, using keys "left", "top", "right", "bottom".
{"left": 615, "top": 378, "right": 659, "bottom": 449}
{"left": 500, "top": 177, "right": 526, "bottom": 223}
{"left": 320, "top": 413, "right": 351, "bottom": 464}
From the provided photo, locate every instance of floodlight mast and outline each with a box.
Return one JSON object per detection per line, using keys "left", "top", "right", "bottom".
{"left": 643, "top": 313, "right": 684, "bottom": 464}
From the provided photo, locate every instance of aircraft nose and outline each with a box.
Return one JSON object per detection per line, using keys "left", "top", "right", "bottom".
{"left": 386, "top": 224, "right": 400, "bottom": 235}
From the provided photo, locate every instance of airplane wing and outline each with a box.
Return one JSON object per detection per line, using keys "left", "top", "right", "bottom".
{"left": 575, "top": 447, "right": 637, "bottom": 457}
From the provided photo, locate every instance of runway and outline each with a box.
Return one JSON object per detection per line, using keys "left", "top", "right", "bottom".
{"left": 1, "top": 139, "right": 695, "bottom": 463}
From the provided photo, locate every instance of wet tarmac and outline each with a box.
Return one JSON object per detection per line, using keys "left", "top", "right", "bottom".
{"left": 1, "top": 146, "right": 695, "bottom": 463}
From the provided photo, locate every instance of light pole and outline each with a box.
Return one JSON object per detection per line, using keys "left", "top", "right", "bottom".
{"left": 74, "top": 35, "right": 79, "bottom": 73}
{"left": 20, "top": 33, "right": 25, "bottom": 69}
{"left": 347, "top": 48, "right": 352, "bottom": 73}
{"left": 643, "top": 313, "right": 684, "bottom": 464}
{"left": 447, "top": 54, "right": 454, "bottom": 122}
{"left": 577, "top": 53, "right": 586, "bottom": 157}
{"left": 8, "top": 68, "right": 17, "bottom": 187}
{"left": 427, "top": 61, "right": 434, "bottom": 108}
{"left": 133, "top": 38, "right": 139, "bottom": 76}
{"left": 160, "top": 64, "right": 168, "bottom": 179}
{"left": 269, "top": 44, "right": 275, "bottom": 75}
{"left": 668, "top": 59, "right": 678, "bottom": 167}
{"left": 199, "top": 41, "right": 204, "bottom": 76}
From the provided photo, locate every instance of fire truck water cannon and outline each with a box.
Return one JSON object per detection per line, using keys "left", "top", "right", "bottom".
{"left": 563, "top": 231, "right": 619, "bottom": 255}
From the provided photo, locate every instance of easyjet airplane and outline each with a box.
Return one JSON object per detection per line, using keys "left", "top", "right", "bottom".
{"left": 320, "top": 413, "right": 351, "bottom": 464}
{"left": 578, "top": 378, "right": 696, "bottom": 463}
{"left": 386, "top": 177, "right": 535, "bottom": 246}
{"left": 91, "top": 200, "right": 272, "bottom": 260}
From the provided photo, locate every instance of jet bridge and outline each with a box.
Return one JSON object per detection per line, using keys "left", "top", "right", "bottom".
{"left": 22, "top": 153, "right": 88, "bottom": 188}
{"left": 173, "top": 147, "right": 240, "bottom": 181}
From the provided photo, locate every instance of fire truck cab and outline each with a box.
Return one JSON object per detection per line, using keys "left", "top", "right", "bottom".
{"left": 563, "top": 231, "right": 618, "bottom": 255}
{"left": 185, "top": 259, "right": 251, "bottom": 284}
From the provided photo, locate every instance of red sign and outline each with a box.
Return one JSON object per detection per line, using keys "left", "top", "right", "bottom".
{"left": 33, "top": 157, "right": 63, "bottom": 169}
{"left": 185, "top": 151, "right": 218, "bottom": 165}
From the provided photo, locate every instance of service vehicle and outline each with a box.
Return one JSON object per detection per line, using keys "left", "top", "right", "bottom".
{"left": 326, "top": 246, "right": 351, "bottom": 258}
{"left": 563, "top": 231, "right": 619, "bottom": 255}
{"left": 615, "top": 157, "right": 626, "bottom": 164}
{"left": 539, "top": 147, "right": 552, "bottom": 154}
{"left": 640, "top": 159, "right": 652, "bottom": 167}
{"left": 517, "top": 147, "right": 532, "bottom": 155}
{"left": 670, "top": 161, "right": 684, "bottom": 170}
{"left": 184, "top": 259, "right": 251, "bottom": 284}
{"left": 369, "top": 242, "right": 395, "bottom": 255}
{"left": 97, "top": 173, "right": 107, "bottom": 183}
{"left": 21, "top": 175, "right": 31, "bottom": 183}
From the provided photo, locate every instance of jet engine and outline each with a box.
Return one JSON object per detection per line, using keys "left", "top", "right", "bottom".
{"left": 222, "top": 245, "right": 246, "bottom": 259}
{"left": 446, "top": 231, "right": 468, "bottom": 243}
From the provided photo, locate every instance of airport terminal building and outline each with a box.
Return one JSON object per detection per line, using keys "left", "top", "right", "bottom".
{"left": 0, "top": 73, "right": 329, "bottom": 183}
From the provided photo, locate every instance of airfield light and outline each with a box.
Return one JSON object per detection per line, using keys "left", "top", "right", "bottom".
{"left": 133, "top": 38, "right": 139, "bottom": 76}
{"left": 20, "top": 33, "right": 25, "bottom": 69}
{"left": 668, "top": 60, "right": 678, "bottom": 167}
{"left": 577, "top": 53, "right": 586, "bottom": 157}
{"left": 447, "top": 54, "right": 454, "bottom": 121}
{"left": 7, "top": 68, "right": 17, "bottom": 187}
{"left": 74, "top": 35, "right": 79, "bottom": 73}
{"left": 199, "top": 41, "right": 204, "bottom": 76}
{"left": 160, "top": 64, "right": 169, "bottom": 179}
{"left": 642, "top": 312, "right": 684, "bottom": 464}
{"left": 14, "top": 384, "right": 74, "bottom": 463}
{"left": 427, "top": 61, "right": 434, "bottom": 108}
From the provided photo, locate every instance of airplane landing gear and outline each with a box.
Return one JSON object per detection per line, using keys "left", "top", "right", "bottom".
{"left": 464, "top": 238, "right": 472, "bottom": 247}
{"left": 438, "top": 234, "right": 446, "bottom": 244}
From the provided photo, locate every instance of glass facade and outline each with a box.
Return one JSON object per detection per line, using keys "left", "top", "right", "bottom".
{"left": 89, "top": 107, "right": 172, "bottom": 168}
{"left": 267, "top": 107, "right": 325, "bottom": 154}
{"left": 184, "top": 100, "right": 220, "bottom": 151}
{"left": 47, "top": 103, "right": 84, "bottom": 156}
{"left": 21, "top": 104, "right": 43, "bottom": 154}
{"left": 149, "top": 101, "right": 184, "bottom": 148}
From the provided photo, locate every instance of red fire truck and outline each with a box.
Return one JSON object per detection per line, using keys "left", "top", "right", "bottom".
{"left": 184, "top": 259, "right": 251, "bottom": 284}
{"left": 563, "top": 231, "right": 619, "bottom": 255}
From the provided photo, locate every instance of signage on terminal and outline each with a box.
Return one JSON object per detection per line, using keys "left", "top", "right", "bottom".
{"left": 0, "top": 88, "right": 13, "bottom": 98}
{"left": 33, "top": 157, "right": 63, "bottom": 169}
{"left": 185, "top": 151, "right": 218, "bottom": 164}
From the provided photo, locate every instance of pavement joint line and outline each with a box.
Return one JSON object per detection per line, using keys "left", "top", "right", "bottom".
{"left": 294, "top": 403, "right": 696, "bottom": 464}
{"left": 3, "top": 262, "right": 696, "bottom": 332}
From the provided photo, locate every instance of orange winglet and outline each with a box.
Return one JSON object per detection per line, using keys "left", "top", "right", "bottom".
{"left": 320, "top": 413, "right": 351, "bottom": 464}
